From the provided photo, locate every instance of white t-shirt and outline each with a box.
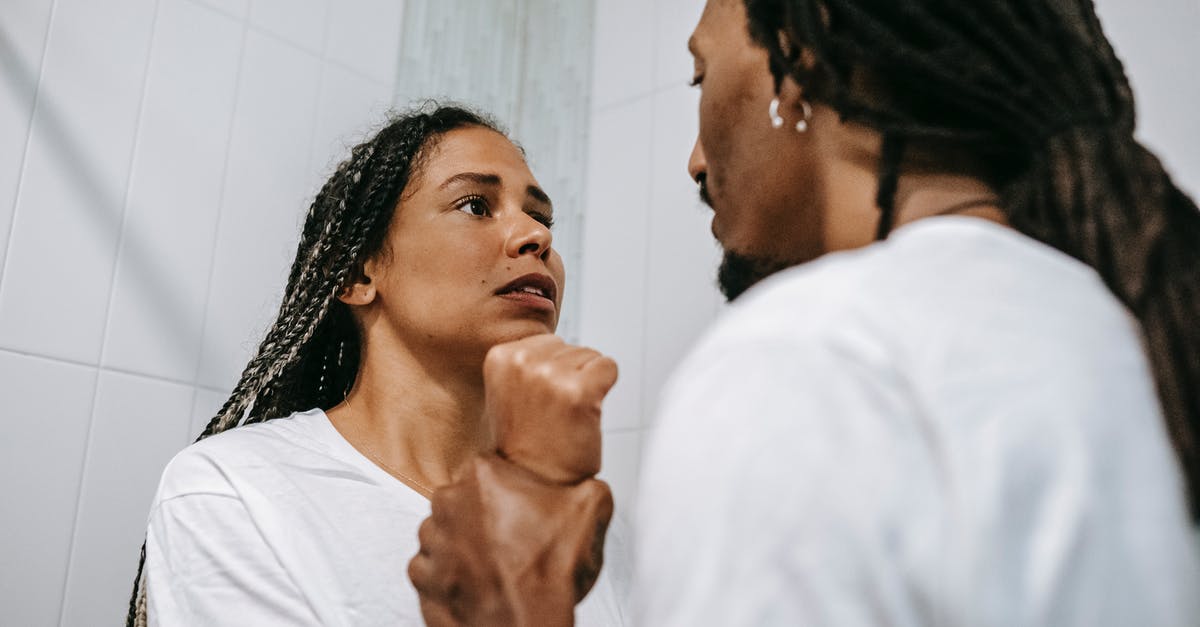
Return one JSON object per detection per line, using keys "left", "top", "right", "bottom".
{"left": 144, "top": 408, "right": 631, "bottom": 626}
{"left": 635, "top": 216, "right": 1200, "bottom": 626}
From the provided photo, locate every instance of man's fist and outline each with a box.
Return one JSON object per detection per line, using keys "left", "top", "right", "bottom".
{"left": 483, "top": 335, "right": 618, "bottom": 484}
{"left": 407, "top": 455, "right": 614, "bottom": 627}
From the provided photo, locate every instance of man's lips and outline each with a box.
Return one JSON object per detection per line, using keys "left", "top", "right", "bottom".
{"left": 495, "top": 273, "right": 558, "bottom": 306}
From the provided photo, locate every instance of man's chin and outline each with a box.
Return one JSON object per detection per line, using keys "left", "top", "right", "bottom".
{"left": 716, "top": 250, "right": 800, "bottom": 302}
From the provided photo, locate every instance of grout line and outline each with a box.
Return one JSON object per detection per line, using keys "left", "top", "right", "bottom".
{"left": 0, "top": 346, "right": 230, "bottom": 393}
{"left": 636, "top": 0, "right": 662, "bottom": 432}
{"left": 58, "top": 0, "right": 163, "bottom": 618}
{"left": 302, "top": 0, "right": 332, "bottom": 187}
{"left": 181, "top": 0, "right": 245, "bottom": 22}
{"left": 592, "top": 81, "right": 681, "bottom": 116}
{"left": 96, "top": 0, "right": 164, "bottom": 368}
{"left": 184, "top": 0, "right": 386, "bottom": 86}
{"left": 54, "top": 366, "right": 102, "bottom": 627}
{"left": 188, "top": 6, "right": 251, "bottom": 391}
{"left": 0, "top": 0, "right": 60, "bottom": 297}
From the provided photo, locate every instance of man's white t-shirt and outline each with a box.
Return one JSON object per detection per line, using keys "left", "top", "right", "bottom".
{"left": 143, "top": 408, "right": 630, "bottom": 626}
{"left": 635, "top": 216, "right": 1200, "bottom": 626}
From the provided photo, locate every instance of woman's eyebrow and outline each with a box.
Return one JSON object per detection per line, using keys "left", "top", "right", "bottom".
{"left": 439, "top": 171, "right": 551, "bottom": 210}
{"left": 439, "top": 172, "right": 502, "bottom": 190}
{"left": 526, "top": 185, "right": 552, "bottom": 209}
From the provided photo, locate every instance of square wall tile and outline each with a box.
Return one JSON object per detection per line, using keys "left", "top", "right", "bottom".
{"left": 60, "top": 371, "right": 194, "bottom": 627}
{"left": 188, "top": 387, "right": 229, "bottom": 444}
{"left": 0, "top": 0, "right": 55, "bottom": 275}
{"left": 102, "top": 0, "right": 243, "bottom": 382}
{"left": 325, "top": 0, "right": 404, "bottom": 85}
{"left": 0, "top": 352, "right": 96, "bottom": 627}
{"left": 0, "top": 0, "right": 157, "bottom": 364}
{"left": 577, "top": 101, "right": 654, "bottom": 431}
{"left": 642, "top": 85, "right": 721, "bottom": 420}
{"left": 591, "top": 0, "right": 655, "bottom": 110}
{"left": 250, "top": 0, "right": 327, "bottom": 54}
{"left": 306, "top": 63, "right": 394, "bottom": 190}
{"left": 196, "top": 32, "right": 322, "bottom": 390}
{"left": 590, "top": 0, "right": 657, "bottom": 109}
{"left": 186, "top": 0, "right": 249, "bottom": 20}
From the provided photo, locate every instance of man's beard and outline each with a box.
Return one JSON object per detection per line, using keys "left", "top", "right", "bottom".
{"left": 699, "top": 174, "right": 802, "bottom": 302}
{"left": 717, "top": 250, "right": 798, "bottom": 302}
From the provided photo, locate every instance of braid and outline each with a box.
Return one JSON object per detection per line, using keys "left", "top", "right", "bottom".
{"left": 127, "top": 104, "right": 505, "bottom": 625}
{"left": 746, "top": 0, "right": 1200, "bottom": 520}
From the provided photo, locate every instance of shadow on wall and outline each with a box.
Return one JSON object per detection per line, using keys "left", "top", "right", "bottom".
{"left": 0, "top": 30, "right": 197, "bottom": 362}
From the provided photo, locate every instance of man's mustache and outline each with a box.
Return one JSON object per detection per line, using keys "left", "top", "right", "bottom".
{"left": 697, "top": 173, "right": 712, "bottom": 208}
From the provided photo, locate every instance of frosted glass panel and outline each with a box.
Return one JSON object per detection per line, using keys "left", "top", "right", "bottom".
{"left": 396, "top": 0, "right": 594, "bottom": 341}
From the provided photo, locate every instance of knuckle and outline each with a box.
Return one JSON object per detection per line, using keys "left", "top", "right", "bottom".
{"left": 484, "top": 343, "right": 515, "bottom": 369}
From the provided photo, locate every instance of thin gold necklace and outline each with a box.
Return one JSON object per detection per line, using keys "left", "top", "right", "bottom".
{"left": 340, "top": 397, "right": 434, "bottom": 498}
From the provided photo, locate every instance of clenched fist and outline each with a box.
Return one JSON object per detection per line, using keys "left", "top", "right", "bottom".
{"left": 407, "top": 455, "right": 614, "bottom": 627}
{"left": 408, "top": 335, "right": 620, "bottom": 627}
{"left": 483, "top": 334, "right": 618, "bottom": 484}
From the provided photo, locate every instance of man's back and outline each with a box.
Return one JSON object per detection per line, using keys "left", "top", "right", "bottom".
{"left": 636, "top": 216, "right": 1200, "bottom": 626}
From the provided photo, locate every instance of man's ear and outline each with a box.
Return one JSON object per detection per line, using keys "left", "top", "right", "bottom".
{"left": 337, "top": 260, "right": 378, "bottom": 306}
{"left": 778, "top": 75, "right": 810, "bottom": 122}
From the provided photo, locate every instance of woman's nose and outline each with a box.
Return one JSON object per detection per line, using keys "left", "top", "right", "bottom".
{"left": 506, "top": 213, "right": 552, "bottom": 260}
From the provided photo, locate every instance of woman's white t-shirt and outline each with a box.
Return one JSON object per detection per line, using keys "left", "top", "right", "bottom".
{"left": 143, "top": 408, "right": 630, "bottom": 626}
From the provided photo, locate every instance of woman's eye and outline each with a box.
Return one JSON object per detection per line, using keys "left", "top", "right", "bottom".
{"left": 455, "top": 196, "right": 489, "bottom": 217}
{"left": 688, "top": 74, "right": 704, "bottom": 87}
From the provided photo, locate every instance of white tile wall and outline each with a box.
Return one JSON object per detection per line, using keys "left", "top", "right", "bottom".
{"left": 250, "top": 0, "right": 328, "bottom": 54}
{"left": 600, "top": 429, "right": 643, "bottom": 517}
{"left": 324, "top": 0, "right": 405, "bottom": 85}
{"left": 578, "top": 101, "right": 655, "bottom": 432}
{"left": 0, "top": 0, "right": 409, "bottom": 622}
{"left": 307, "top": 62, "right": 395, "bottom": 187}
{"left": 1096, "top": 0, "right": 1200, "bottom": 198}
{"left": 642, "top": 84, "right": 722, "bottom": 420}
{"left": 0, "top": 0, "right": 55, "bottom": 274}
{"left": 654, "top": 0, "right": 706, "bottom": 90}
{"left": 102, "top": 0, "right": 244, "bottom": 382}
{"left": 60, "top": 372, "right": 194, "bottom": 627}
{"left": 0, "top": 0, "right": 158, "bottom": 364}
{"left": 581, "top": 0, "right": 717, "bottom": 520}
{"left": 190, "top": 387, "right": 230, "bottom": 444}
{"left": 590, "top": 0, "right": 656, "bottom": 110}
{"left": 190, "top": 0, "right": 248, "bottom": 20}
{"left": 195, "top": 31, "right": 323, "bottom": 390}
{"left": 0, "top": 352, "right": 96, "bottom": 627}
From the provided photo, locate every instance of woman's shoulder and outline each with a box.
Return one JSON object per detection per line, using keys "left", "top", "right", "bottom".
{"left": 154, "top": 409, "right": 331, "bottom": 503}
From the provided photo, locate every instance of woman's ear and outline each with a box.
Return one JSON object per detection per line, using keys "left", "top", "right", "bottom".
{"left": 337, "top": 261, "right": 377, "bottom": 306}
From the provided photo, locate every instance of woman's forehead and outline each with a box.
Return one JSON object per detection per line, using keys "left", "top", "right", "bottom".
{"left": 424, "top": 127, "right": 530, "bottom": 180}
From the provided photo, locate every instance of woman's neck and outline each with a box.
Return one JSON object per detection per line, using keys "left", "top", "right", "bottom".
{"left": 326, "top": 342, "right": 490, "bottom": 494}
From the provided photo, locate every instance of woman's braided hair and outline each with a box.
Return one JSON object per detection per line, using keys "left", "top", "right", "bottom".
{"left": 126, "top": 104, "right": 503, "bottom": 627}
{"left": 744, "top": 0, "right": 1200, "bottom": 520}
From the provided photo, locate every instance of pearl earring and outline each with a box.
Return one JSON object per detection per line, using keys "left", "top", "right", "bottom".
{"left": 768, "top": 98, "right": 784, "bottom": 128}
{"left": 768, "top": 97, "right": 813, "bottom": 132}
{"left": 795, "top": 100, "right": 812, "bottom": 133}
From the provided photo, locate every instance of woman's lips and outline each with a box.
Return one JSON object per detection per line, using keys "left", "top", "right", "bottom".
{"left": 496, "top": 290, "right": 556, "bottom": 312}
{"left": 495, "top": 273, "right": 557, "bottom": 312}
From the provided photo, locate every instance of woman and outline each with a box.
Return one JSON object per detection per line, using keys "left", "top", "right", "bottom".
{"left": 409, "top": 1, "right": 1200, "bottom": 625}
{"left": 126, "top": 106, "right": 628, "bottom": 626}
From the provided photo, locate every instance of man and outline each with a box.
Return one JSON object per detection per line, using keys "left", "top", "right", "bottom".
{"left": 408, "top": 0, "right": 1200, "bottom": 624}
